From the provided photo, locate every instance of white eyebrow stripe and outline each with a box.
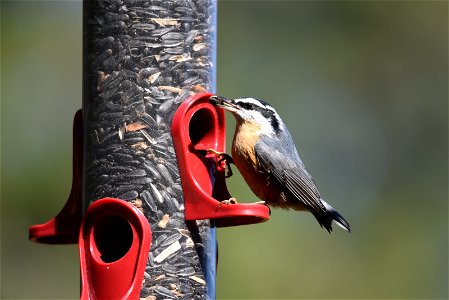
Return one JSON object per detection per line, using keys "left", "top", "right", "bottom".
{"left": 235, "top": 98, "right": 266, "bottom": 109}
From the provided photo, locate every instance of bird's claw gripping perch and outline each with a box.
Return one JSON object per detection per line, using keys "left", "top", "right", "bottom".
{"left": 207, "top": 149, "right": 234, "bottom": 178}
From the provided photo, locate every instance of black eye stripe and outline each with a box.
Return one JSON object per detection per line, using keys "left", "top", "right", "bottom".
{"left": 240, "top": 102, "right": 253, "bottom": 110}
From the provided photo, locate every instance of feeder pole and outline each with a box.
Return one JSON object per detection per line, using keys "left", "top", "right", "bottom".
{"left": 83, "top": 0, "right": 217, "bottom": 298}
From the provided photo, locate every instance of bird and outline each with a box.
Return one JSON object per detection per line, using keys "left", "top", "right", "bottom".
{"left": 208, "top": 95, "right": 350, "bottom": 233}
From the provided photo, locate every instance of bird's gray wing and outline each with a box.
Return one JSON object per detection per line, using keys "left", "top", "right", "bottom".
{"left": 254, "top": 138, "right": 326, "bottom": 214}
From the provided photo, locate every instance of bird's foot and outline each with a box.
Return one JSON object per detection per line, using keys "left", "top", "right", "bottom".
{"left": 207, "top": 149, "right": 234, "bottom": 178}
{"left": 217, "top": 197, "right": 238, "bottom": 208}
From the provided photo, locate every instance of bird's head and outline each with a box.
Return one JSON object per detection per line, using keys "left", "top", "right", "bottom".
{"left": 209, "top": 95, "right": 283, "bottom": 134}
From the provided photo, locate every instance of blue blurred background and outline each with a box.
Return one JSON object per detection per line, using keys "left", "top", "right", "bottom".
{"left": 1, "top": 1, "right": 447, "bottom": 299}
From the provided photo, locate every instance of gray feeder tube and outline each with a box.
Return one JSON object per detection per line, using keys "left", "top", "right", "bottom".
{"left": 83, "top": 0, "right": 217, "bottom": 298}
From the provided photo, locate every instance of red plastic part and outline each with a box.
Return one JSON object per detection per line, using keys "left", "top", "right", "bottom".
{"left": 79, "top": 198, "right": 152, "bottom": 300}
{"left": 172, "top": 92, "right": 270, "bottom": 227}
{"left": 29, "top": 109, "right": 84, "bottom": 244}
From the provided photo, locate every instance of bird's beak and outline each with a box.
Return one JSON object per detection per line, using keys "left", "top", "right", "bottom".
{"left": 209, "top": 95, "right": 240, "bottom": 112}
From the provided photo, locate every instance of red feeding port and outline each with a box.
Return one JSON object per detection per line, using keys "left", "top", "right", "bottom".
{"left": 171, "top": 92, "right": 270, "bottom": 227}
{"left": 79, "top": 198, "right": 151, "bottom": 300}
{"left": 29, "top": 109, "right": 84, "bottom": 244}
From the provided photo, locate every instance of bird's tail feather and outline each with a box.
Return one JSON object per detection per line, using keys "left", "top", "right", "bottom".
{"left": 318, "top": 199, "right": 351, "bottom": 233}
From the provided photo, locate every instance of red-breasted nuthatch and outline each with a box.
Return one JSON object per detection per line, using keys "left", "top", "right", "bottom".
{"left": 209, "top": 95, "right": 350, "bottom": 233}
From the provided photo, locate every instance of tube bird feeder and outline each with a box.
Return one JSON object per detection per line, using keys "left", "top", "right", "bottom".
{"left": 83, "top": 1, "right": 220, "bottom": 298}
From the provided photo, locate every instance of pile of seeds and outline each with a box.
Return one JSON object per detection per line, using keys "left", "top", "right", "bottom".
{"left": 84, "top": 0, "right": 216, "bottom": 298}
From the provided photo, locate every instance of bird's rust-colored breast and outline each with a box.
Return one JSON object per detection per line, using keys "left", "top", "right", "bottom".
{"left": 231, "top": 121, "right": 260, "bottom": 170}
{"left": 231, "top": 121, "right": 282, "bottom": 203}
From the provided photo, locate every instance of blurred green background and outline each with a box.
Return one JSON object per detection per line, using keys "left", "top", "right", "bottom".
{"left": 1, "top": 1, "right": 447, "bottom": 299}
